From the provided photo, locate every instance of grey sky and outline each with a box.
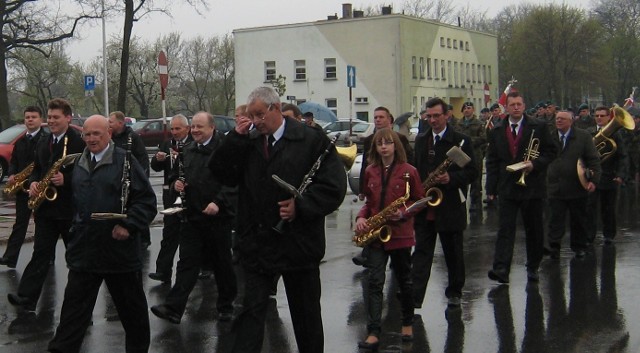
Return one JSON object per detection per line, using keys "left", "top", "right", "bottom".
{"left": 66, "top": 0, "right": 593, "bottom": 65}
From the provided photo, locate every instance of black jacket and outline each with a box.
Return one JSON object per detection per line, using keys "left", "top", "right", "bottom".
{"left": 486, "top": 116, "right": 556, "bottom": 199}
{"left": 111, "top": 126, "right": 149, "bottom": 175}
{"left": 173, "top": 132, "right": 236, "bottom": 222}
{"left": 413, "top": 125, "right": 478, "bottom": 232}
{"left": 586, "top": 127, "right": 628, "bottom": 190}
{"left": 66, "top": 144, "right": 157, "bottom": 273}
{"left": 150, "top": 135, "right": 194, "bottom": 185}
{"left": 29, "top": 128, "right": 86, "bottom": 219}
{"left": 209, "top": 117, "right": 347, "bottom": 273}
{"left": 8, "top": 128, "right": 48, "bottom": 176}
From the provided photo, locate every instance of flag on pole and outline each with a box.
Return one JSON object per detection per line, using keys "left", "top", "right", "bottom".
{"left": 498, "top": 76, "right": 518, "bottom": 113}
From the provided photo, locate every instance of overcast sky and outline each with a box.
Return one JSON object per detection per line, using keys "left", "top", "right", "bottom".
{"left": 66, "top": 0, "right": 594, "bottom": 65}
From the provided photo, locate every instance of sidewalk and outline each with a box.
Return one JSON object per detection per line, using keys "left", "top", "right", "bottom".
{"left": 0, "top": 200, "right": 32, "bottom": 245}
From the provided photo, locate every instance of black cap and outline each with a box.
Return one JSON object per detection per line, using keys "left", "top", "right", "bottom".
{"left": 461, "top": 102, "right": 474, "bottom": 112}
{"left": 302, "top": 111, "right": 314, "bottom": 118}
{"left": 490, "top": 103, "right": 500, "bottom": 111}
{"left": 578, "top": 103, "right": 589, "bottom": 111}
{"left": 480, "top": 107, "right": 490, "bottom": 113}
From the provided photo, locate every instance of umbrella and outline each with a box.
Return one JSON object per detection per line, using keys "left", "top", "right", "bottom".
{"left": 394, "top": 112, "right": 414, "bottom": 127}
{"left": 298, "top": 102, "right": 338, "bottom": 125}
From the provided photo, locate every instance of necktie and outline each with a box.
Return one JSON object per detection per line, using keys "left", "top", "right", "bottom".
{"left": 53, "top": 137, "right": 58, "bottom": 144}
{"left": 90, "top": 156, "right": 97, "bottom": 171}
{"left": 511, "top": 124, "right": 518, "bottom": 137}
{"left": 560, "top": 134, "right": 566, "bottom": 149}
{"left": 26, "top": 134, "right": 32, "bottom": 140}
{"left": 268, "top": 135, "right": 275, "bottom": 156}
{"left": 434, "top": 135, "right": 441, "bottom": 144}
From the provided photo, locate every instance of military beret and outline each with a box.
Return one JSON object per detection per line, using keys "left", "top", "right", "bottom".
{"left": 490, "top": 103, "right": 500, "bottom": 111}
{"left": 578, "top": 103, "right": 589, "bottom": 111}
{"left": 461, "top": 102, "right": 474, "bottom": 112}
{"left": 480, "top": 108, "right": 490, "bottom": 113}
{"left": 535, "top": 101, "right": 548, "bottom": 109}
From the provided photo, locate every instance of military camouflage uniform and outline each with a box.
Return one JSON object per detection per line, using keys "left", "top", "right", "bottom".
{"left": 455, "top": 114, "right": 487, "bottom": 204}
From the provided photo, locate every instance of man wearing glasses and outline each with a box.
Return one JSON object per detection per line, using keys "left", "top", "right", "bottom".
{"left": 209, "top": 86, "right": 346, "bottom": 353}
{"left": 412, "top": 97, "right": 478, "bottom": 309}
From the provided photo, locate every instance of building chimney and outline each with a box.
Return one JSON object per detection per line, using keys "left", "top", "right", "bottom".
{"left": 328, "top": 13, "right": 338, "bottom": 20}
{"left": 381, "top": 5, "right": 392, "bottom": 15}
{"left": 353, "top": 10, "right": 364, "bottom": 18}
{"left": 342, "top": 3, "right": 353, "bottom": 19}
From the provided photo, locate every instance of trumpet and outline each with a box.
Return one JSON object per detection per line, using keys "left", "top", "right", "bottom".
{"left": 506, "top": 131, "right": 539, "bottom": 186}
{"left": 3, "top": 162, "right": 34, "bottom": 196}
{"left": 421, "top": 141, "right": 471, "bottom": 207}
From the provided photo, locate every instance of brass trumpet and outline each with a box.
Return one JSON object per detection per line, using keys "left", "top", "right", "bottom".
{"left": 506, "top": 131, "right": 539, "bottom": 186}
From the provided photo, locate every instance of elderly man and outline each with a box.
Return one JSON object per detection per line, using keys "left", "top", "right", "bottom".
{"left": 150, "top": 111, "right": 237, "bottom": 324}
{"left": 148, "top": 115, "right": 192, "bottom": 283}
{"left": 48, "top": 115, "right": 156, "bottom": 353}
{"left": 209, "top": 86, "right": 346, "bottom": 353}
{"left": 547, "top": 110, "right": 601, "bottom": 259}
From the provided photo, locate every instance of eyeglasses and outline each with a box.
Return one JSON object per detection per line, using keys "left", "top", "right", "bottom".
{"left": 594, "top": 114, "right": 608, "bottom": 117}
{"left": 250, "top": 104, "right": 272, "bottom": 121}
{"left": 425, "top": 113, "right": 443, "bottom": 119}
{"left": 376, "top": 140, "right": 394, "bottom": 146}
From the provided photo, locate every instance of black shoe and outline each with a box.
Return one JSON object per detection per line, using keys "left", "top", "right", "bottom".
{"left": 447, "top": 296, "right": 461, "bottom": 307}
{"left": 575, "top": 250, "right": 586, "bottom": 259}
{"left": 488, "top": 269, "right": 509, "bottom": 284}
{"left": 527, "top": 269, "right": 539, "bottom": 282}
{"left": 8, "top": 294, "right": 35, "bottom": 312}
{"left": 357, "top": 339, "right": 379, "bottom": 350}
{"left": 148, "top": 272, "right": 171, "bottom": 283}
{"left": 150, "top": 304, "right": 181, "bottom": 324}
{"left": 352, "top": 254, "right": 368, "bottom": 267}
{"left": 198, "top": 270, "right": 213, "bottom": 280}
{"left": 0, "top": 257, "right": 17, "bottom": 268}
{"left": 218, "top": 311, "right": 233, "bottom": 322}
{"left": 141, "top": 241, "right": 151, "bottom": 250}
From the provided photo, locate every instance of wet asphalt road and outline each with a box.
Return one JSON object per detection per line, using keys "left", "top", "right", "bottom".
{"left": 1, "top": 171, "right": 639, "bottom": 353}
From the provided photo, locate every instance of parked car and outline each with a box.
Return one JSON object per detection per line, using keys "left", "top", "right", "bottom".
{"left": 0, "top": 123, "right": 82, "bottom": 182}
{"left": 213, "top": 115, "right": 236, "bottom": 134}
{"left": 132, "top": 118, "right": 171, "bottom": 147}
{"left": 347, "top": 154, "right": 363, "bottom": 195}
{"left": 324, "top": 119, "right": 374, "bottom": 151}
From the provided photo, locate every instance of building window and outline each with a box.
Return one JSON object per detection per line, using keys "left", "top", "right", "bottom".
{"left": 264, "top": 61, "right": 276, "bottom": 82}
{"left": 465, "top": 41, "right": 470, "bottom": 51}
{"left": 440, "top": 37, "right": 445, "bottom": 47}
{"left": 447, "top": 61, "right": 452, "bottom": 84}
{"left": 412, "top": 56, "right": 417, "bottom": 79}
{"left": 324, "top": 58, "right": 337, "bottom": 80}
{"left": 326, "top": 98, "right": 337, "bottom": 115}
{"left": 460, "top": 62, "right": 465, "bottom": 85}
{"left": 466, "top": 63, "right": 470, "bottom": 82}
{"left": 482, "top": 64, "right": 486, "bottom": 83}
{"left": 356, "top": 111, "right": 369, "bottom": 121}
{"left": 454, "top": 62, "right": 459, "bottom": 87}
{"left": 413, "top": 96, "right": 418, "bottom": 114}
{"left": 441, "top": 60, "right": 445, "bottom": 80}
{"left": 488, "top": 65, "right": 492, "bottom": 84}
{"left": 427, "top": 58, "right": 432, "bottom": 79}
{"left": 472, "top": 64, "right": 476, "bottom": 83}
{"left": 294, "top": 60, "right": 306, "bottom": 81}
{"left": 419, "top": 57, "right": 425, "bottom": 79}
{"left": 453, "top": 39, "right": 458, "bottom": 49}
{"left": 434, "top": 59, "right": 439, "bottom": 79}
{"left": 460, "top": 39, "right": 464, "bottom": 50}
{"left": 421, "top": 96, "right": 425, "bottom": 111}
{"left": 447, "top": 38, "right": 451, "bottom": 48}
{"left": 355, "top": 97, "right": 369, "bottom": 104}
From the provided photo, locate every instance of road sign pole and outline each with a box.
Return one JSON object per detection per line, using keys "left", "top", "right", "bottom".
{"left": 158, "top": 51, "right": 169, "bottom": 139}
{"left": 349, "top": 87, "right": 353, "bottom": 138}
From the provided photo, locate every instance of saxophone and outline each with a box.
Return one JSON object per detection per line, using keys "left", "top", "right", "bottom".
{"left": 352, "top": 173, "right": 411, "bottom": 247}
{"left": 421, "top": 141, "right": 471, "bottom": 207}
{"left": 3, "top": 162, "right": 34, "bottom": 196}
{"left": 28, "top": 136, "right": 81, "bottom": 210}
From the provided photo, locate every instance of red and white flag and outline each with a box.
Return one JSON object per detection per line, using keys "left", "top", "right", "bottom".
{"left": 498, "top": 77, "right": 517, "bottom": 112}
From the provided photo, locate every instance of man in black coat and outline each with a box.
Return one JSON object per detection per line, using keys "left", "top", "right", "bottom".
{"left": 148, "top": 114, "right": 192, "bottom": 283}
{"left": 0, "top": 106, "right": 47, "bottom": 268}
{"left": 586, "top": 106, "right": 628, "bottom": 245}
{"left": 150, "top": 111, "right": 237, "bottom": 324}
{"left": 412, "top": 98, "right": 478, "bottom": 309}
{"left": 8, "top": 98, "right": 86, "bottom": 312}
{"left": 109, "top": 111, "right": 151, "bottom": 248}
{"left": 48, "top": 115, "right": 157, "bottom": 353}
{"left": 209, "top": 87, "right": 346, "bottom": 353}
{"left": 485, "top": 92, "right": 556, "bottom": 283}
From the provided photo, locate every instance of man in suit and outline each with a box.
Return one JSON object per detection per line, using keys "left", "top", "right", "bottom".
{"left": 148, "top": 114, "right": 192, "bottom": 283}
{"left": 485, "top": 92, "right": 556, "bottom": 284}
{"left": 547, "top": 110, "right": 601, "bottom": 258}
{"left": 412, "top": 97, "right": 478, "bottom": 308}
{"left": 8, "top": 98, "right": 86, "bottom": 311}
{"left": 0, "top": 106, "right": 47, "bottom": 268}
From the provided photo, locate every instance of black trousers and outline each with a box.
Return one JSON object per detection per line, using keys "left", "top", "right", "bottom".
{"left": 366, "top": 246, "right": 413, "bottom": 336}
{"left": 48, "top": 270, "right": 150, "bottom": 353}
{"left": 586, "top": 187, "right": 618, "bottom": 242}
{"left": 412, "top": 220, "right": 465, "bottom": 307}
{"left": 548, "top": 197, "right": 589, "bottom": 251}
{"left": 230, "top": 268, "right": 323, "bottom": 353}
{"left": 154, "top": 189, "right": 181, "bottom": 275}
{"left": 164, "top": 219, "right": 237, "bottom": 316}
{"left": 17, "top": 216, "right": 70, "bottom": 305}
{"left": 2, "top": 193, "right": 32, "bottom": 264}
{"left": 492, "top": 198, "right": 544, "bottom": 275}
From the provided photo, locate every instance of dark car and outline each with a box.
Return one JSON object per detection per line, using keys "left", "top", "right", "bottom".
{"left": 0, "top": 123, "right": 82, "bottom": 182}
{"left": 132, "top": 119, "right": 171, "bottom": 148}
{"left": 213, "top": 115, "right": 236, "bottom": 134}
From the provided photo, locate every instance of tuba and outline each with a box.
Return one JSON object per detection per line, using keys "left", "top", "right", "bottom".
{"left": 593, "top": 105, "right": 635, "bottom": 162}
{"left": 352, "top": 173, "right": 411, "bottom": 247}
{"left": 336, "top": 143, "right": 357, "bottom": 170}
{"left": 3, "top": 162, "right": 34, "bottom": 196}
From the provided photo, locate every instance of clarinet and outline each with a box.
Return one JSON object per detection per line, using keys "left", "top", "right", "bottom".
{"left": 120, "top": 135, "right": 132, "bottom": 214}
{"left": 271, "top": 133, "right": 341, "bottom": 233}
{"left": 176, "top": 141, "right": 187, "bottom": 222}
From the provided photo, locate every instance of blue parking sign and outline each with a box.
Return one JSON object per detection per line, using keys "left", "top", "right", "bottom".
{"left": 84, "top": 75, "right": 95, "bottom": 91}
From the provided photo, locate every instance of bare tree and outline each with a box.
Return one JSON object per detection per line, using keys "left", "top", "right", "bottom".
{"left": 0, "top": 0, "right": 95, "bottom": 128}
{"left": 401, "top": 0, "right": 457, "bottom": 23}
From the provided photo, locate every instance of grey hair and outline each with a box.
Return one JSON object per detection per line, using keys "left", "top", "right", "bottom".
{"left": 171, "top": 114, "right": 189, "bottom": 127}
{"left": 557, "top": 109, "right": 574, "bottom": 119}
{"left": 247, "top": 86, "right": 280, "bottom": 106}
{"left": 193, "top": 111, "right": 216, "bottom": 127}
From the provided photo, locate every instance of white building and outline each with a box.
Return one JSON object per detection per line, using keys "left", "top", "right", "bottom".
{"left": 234, "top": 5, "right": 499, "bottom": 124}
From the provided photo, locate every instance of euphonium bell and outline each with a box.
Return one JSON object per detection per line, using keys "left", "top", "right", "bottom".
{"left": 336, "top": 144, "right": 357, "bottom": 170}
{"left": 594, "top": 105, "right": 635, "bottom": 162}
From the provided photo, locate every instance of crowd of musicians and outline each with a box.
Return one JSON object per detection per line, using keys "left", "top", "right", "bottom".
{"left": 0, "top": 87, "right": 637, "bottom": 352}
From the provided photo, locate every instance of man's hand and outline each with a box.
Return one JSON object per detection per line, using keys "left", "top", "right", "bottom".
{"left": 355, "top": 217, "right": 368, "bottom": 232}
{"left": 51, "top": 172, "right": 64, "bottom": 186}
{"left": 203, "top": 202, "right": 219, "bottom": 216}
{"left": 235, "top": 116, "right": 252, "bottom": 135}
{"left": 523, "top": 160, "right": 534, "bottom": 173}
{"left": 613, "top": 177, "right": 623, "bottom": 185}
{"left": 174, "top": 180, "right": 186, "bottom": 192}
{"left": 586, "top": 181, "right": 596, "bottom": 193}
{"left": 278, "top": 198, "right": 296, "bottom": 222}
{"left": 435, "top": 172, "right": 450, "bottom": 185}
{"left": 112, "top": 224, "right": 130, "bottom": 241}
{"left": 8, "top": 175, "right": 15, "bottom": 184}
{"left": 28, "top": 181, "right": 38, "bottom": 197}
{"left": 155, "top": 151, "right": 167, "bottom": 162}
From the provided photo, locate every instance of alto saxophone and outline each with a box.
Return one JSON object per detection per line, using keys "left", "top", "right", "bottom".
{"left": 28, "top": 136, "right": 81, "bottom": 210}
{"left": 352, "top": 173, "right": 411, "bottom": 248}
{"left": 3, "top": 162, "right": 34, "bottom": 196}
